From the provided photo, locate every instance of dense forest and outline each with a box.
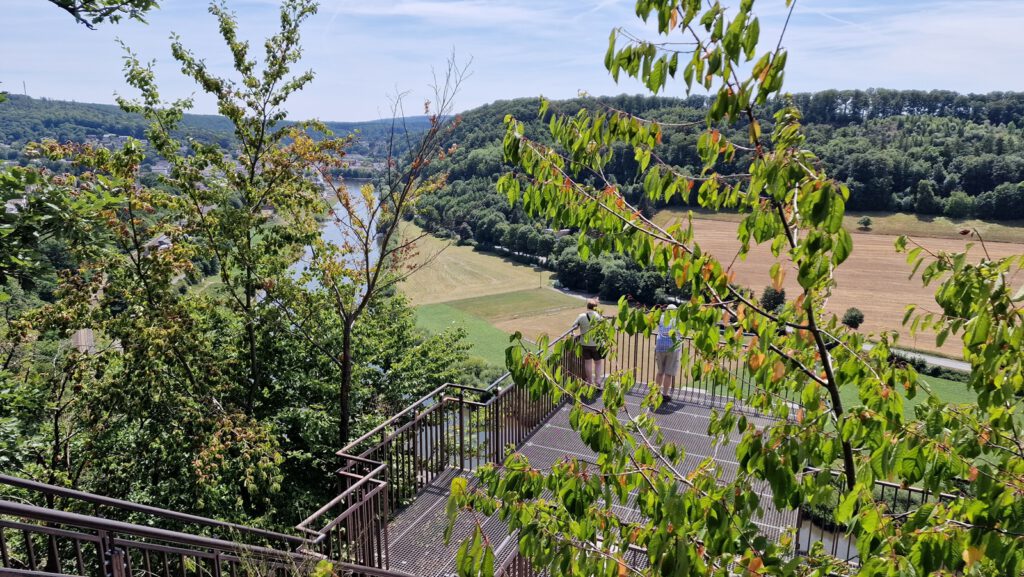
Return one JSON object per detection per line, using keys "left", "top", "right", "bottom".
{"left": 0, "top": 94, "right": 432, "bottom": 160}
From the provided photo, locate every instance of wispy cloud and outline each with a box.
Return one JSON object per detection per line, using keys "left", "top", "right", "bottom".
{"left": 322, "top": 0, "right": 551, "bottom": 26}
{"left": 3, "top": 0, "right": 1024, "bottom": 119}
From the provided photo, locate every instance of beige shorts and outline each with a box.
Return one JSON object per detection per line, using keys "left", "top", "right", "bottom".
{"left": 654, "top": 350, "right": 681, "bottom": 376}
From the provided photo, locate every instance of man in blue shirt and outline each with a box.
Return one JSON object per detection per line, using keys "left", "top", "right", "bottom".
{"left": 654, "top": 304, "right": 681, "bottom": 405}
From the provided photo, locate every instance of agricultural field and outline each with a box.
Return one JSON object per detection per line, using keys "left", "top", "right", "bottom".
{"left": 399, "top": 224, "right": 586, "bottom": 366}
{"left": 655, "top": 210, "right": 1024, "bottom": 358}
{"left": 401, "top": 215, "right": 1022, "bottom": 361}
{"left": 398, "top": 225, "right": 554, "bottom": 306}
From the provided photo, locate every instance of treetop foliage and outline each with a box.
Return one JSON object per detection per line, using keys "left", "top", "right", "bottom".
{"left": 448, "top": 1, "right": 1024, "bottom": 576}
{"left": 46, "top": 0, "right": 158, "bottom": 29}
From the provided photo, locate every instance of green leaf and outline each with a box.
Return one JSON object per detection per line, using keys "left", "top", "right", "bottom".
{"left": 835, "top": 485, "right": 860, "bottom": 524}
{"left": 834, "top": 229, "right": 853, "bottom": 265}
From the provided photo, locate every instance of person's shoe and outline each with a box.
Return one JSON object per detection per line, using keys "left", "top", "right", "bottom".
{"left": 661, "top": 393, "right": 671, "bottom": 406}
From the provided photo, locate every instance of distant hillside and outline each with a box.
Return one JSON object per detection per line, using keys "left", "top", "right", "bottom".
{"left": 0, "top": 94, "right": 432, "bottom": 158}
{"left": 413, "top": 89, "right": 1024, "bottom": 255}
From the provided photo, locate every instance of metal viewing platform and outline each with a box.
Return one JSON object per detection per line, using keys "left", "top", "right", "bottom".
{"left": 1, "top": 328, "right": 951, "bottom": 577}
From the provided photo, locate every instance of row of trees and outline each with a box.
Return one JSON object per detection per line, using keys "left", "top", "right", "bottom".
{"left": 417, "top": 93, "right": 1024, "bottom": 231}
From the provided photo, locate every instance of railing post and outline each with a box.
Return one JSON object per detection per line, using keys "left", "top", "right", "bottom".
{"left": 793, "top": 506, "right": 803, "bottom": 555}
{"left": 99, "top": 530, "right": 126, "bottom": 577}
{"left": 458, "top": 390, "right": 466, "bottom": 472}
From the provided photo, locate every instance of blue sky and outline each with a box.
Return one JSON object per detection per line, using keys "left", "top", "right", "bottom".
{"left": 5, "top": 0, "right": 1024, "bottom": 121}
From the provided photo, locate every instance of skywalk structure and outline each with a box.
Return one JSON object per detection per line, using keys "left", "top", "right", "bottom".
{"left": 1, "top": 329, "right": 945, "bottom": 577}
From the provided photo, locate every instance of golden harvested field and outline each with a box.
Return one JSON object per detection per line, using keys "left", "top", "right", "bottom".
{"left": 398, "top": 224, "right": 553, "bottom": 306}
{"left": 655, "top": 211, "right": 1024, "bottom": 358}
{"left": 399, "top": 224, "right": 588, "bottom": 362}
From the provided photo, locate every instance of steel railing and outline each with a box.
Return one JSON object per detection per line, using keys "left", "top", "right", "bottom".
{"left": 1, "top": 314, "right": 877, "bottom": 577}
{"left": 294, "top": 328, "right": 582, "bottom": 572}
{"left": 0, "top": 493, "right": 414, "bottom": 577}
{"left": 793, "top": 471, "right": 965, "bottom": 564}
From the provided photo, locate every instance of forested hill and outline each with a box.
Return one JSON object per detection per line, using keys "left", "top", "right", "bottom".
{"left": 0, "top": 94, "right": 432, "bottom": 157}
{"left": 414, "top": 90, "right": 1024, "bottom": 249}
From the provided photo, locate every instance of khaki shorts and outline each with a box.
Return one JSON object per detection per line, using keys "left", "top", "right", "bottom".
{"left": 654, "top": 350, "right": 681, "bottom": 376}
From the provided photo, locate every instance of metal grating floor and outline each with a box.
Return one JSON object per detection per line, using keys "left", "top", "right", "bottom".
{"left": 385, "top": 385, "right": 796, "bottom": 576}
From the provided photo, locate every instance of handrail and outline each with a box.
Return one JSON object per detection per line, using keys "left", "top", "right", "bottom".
{"left": 0, "top": 500, "right": 415, "bottom": 577}
{"left": 0, "top": 474, "right": 306, "bottom": 547}
{"left": 295, "top": 466, "right": 388, "bottom": 535}
{"left": 0, "top": 501, "right": 305, "bottom": 561}
{"left": 337, "top": 326, "right": 578, "bottom": 457}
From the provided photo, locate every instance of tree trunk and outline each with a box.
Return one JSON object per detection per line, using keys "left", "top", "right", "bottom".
{"left": 339, "top": 318, "right": 354, "bottom": 446}
{"left": 245, "top": 236, "right": 259, "bottom": 412}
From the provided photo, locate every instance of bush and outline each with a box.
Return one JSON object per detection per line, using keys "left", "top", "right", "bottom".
{"left": 857, "top": 216, "right": 873, "bottom": 230}
{"left": 760, "top": 286, "right": 786, "bottom": 313}
{"left": 943, "top": 190, "right": 975, "bottom": 219}
{"left": 842, "top": 307, "right": 865, "bottom": 329}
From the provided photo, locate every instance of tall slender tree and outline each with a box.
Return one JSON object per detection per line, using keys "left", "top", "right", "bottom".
{"left": 285, "top": 58, "right": 470, "bottom": 445}
{"left": 120, "top": 0, "right": 324, "bottom": 414}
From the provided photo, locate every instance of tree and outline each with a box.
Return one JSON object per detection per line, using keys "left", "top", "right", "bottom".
{"left": 120, "top": 0, "right": 325, "bottom": 415}
{"left": 913, "top": 179, "right": 943, "bottom": 215}
{"left": 857, "top": 215, "right": 873, "bottom": 230}
{"left": 975, "top": 182, "right": 1024, "bottom": 220}
{"left": 292, "top": 56, "right": 469, "bottom": 445}
{"left": 944, "top": 190, "right": 976, "bottom": 218}
{"left": 449, "top": 1, "right": 1024, "bottom": 576}
{"left": 0, "top": 165, "right": 120, "bottom": 292}
{"left": 842, "top": 307, "right": 865, "bottom": 329}
{"left": 46, "top": 0, "right": 158, "bottom": 29}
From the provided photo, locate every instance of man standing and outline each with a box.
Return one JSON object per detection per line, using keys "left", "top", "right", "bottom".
{"left": 654, "top": 304, "right": 681, "bottom": 405}
{"left": 573, "top": 298, "right": 605, "bottom": 385}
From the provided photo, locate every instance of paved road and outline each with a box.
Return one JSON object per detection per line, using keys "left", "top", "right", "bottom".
{"left": 863, "top": 343, "right": 970, "bottom": 372}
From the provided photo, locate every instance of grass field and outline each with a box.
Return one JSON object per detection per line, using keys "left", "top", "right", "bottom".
{"left": 399, "top": 223, "right": 588, "bottom": 366}
{"left": 397, "top": 225, "right": 554, "bottom": 306}
{"left": 412, "top": 289, "right": 584, "bottom": 366}
{"left": 839, "top": 375, "right": 976, "bottom": 420}
{"left": 414, "top": 302, "right": 513, "bottom": 366}
{"left": 654, "top": 210, "right": 1024, "bottom": 358}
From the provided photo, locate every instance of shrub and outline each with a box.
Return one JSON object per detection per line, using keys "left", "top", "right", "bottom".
{"left": 842, "top": 307, "right": 865, "bottom": 329}
{"left": 913, "top": 180, "right": 943, "bottom": 215}
{"left": 857, "top": 216, "right": 873, "bottom": 230}
{"left": 890, "top": 352, "right": 970, "bottom": 384}
{"left": 944, "top": 190, "right": 975, "bottom": 219}
{"left": 760, "top": 286, "right": 786, "bottom": 313}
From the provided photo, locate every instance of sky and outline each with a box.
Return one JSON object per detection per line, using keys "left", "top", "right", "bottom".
{"left": 5, "top": 0, "right": 1024, "bottom": 121}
